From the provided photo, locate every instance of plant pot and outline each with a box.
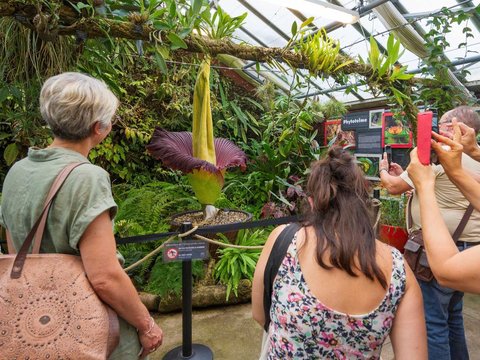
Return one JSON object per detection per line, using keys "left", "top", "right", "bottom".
{"left": 170, "top": 209, "right": 253, "bottom": 259}
{"left": 379, "top": 224, "right": 408, "bottom": 253}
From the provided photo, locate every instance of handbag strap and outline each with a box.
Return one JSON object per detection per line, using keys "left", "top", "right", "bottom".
{"left": 10, "top": 162, "right": 86, "bottom": 279}
{"left": 263, "top": 222, "right": 302, "bottom": 332}
{"left": 407, "top": 194, "right": 413, "bottom": 231}
{"left": 407, "top": 192, "right": 474, "bottom": 243}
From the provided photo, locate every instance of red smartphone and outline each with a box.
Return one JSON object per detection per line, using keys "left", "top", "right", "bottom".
{"left": 417, "top": 111, "right": 433, "bottom": 165}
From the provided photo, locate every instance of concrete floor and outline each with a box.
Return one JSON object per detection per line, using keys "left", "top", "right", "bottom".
{"left": 151, "top": 294, "right": 480, "bottom": 360}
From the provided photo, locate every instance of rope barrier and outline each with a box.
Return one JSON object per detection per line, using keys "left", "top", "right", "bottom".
{"left": 1, "top": 212, "right": 382, "bottom": 266}
{"left": 193, "top": 234, "right": 264, "bottom": 250}
{"left": 123, "top": 225, "right": 265, "bottom": 272}
{"left": 115, "top": 214, "right": 300, "bottom": 245}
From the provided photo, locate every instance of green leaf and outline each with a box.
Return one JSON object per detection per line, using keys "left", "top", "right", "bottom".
{"left": 75, "top": 2, "right": 90, "bottom": 10}
{"left": 279, "top": 129, "right": 292, "bottom": 142}
{"left": 333, "top": 59, "right": 354, "bottom": 72}
{"left": 152, "top": 9, "right": 167, "bottom": 19}
{"left": 167, "top": 33, "right": 188, "bottom": 49}
{"left": 4, "top": 143, "right": 19, "bottom": 166}
{"left": 191, "top": 0, "right": 203, "bottom": 15}
{"left": 0, "top": 87, "right": 9, "bottom": 104}
{"left": 9, "top": 86, "right": 22, "bottom": 102}
{"left": 154, "top": 52, "right": 168, "bottom": 73}
{"left": 390, "top": 87, "right": 405, "bottom": 106}
{"left": 300, "top": 17, "right": 314, "bottom": 29}
{"left": 157, "top": 45, "right": 170, "bottom": 59}
{"left": 369, "top": 36, "right": 380, "bottom": 70}
{"left": 291, "top": 21, "right": 297, "bottom": 36}
{"left": 387, "top": 33, "right": 394, "bottom": 55}
{"left": 169, "top": 1, "right": 177, "bottom": 18}
{"left": 153, "top": 20, "right": 171, "bottom": 31}
{"left": 394, "top": 72, "right": 414, "bottom": 80}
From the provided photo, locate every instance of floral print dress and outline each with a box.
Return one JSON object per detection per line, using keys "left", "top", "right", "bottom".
{"left": 267, "top": 233, "right": 406, "bottom": 359}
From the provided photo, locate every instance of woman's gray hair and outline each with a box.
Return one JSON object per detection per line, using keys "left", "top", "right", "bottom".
{"left": 40, "top": 72, "right": 119, "bottom": 141}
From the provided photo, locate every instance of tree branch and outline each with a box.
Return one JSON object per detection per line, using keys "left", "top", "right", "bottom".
{"left": 0, "top": 1, "right": 374, "bottom": 77}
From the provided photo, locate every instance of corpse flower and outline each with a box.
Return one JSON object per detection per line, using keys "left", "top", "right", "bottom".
{"left": 147, "top": 58, "right": 247, "bottom": 220}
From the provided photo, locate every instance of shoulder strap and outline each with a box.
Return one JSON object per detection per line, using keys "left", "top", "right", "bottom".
{"left": 407, "top": 194, "right": 413, "bottom": 231}
{"left": 452, "top": 204, "right": 474, "bottom": 242}
{"left": 263, "top": 222, "right": 302, "bottom": 332}
{"left": 407, "top": 194, "right": 473, "bottom": 242}
{"left": 10, "top": 162, "right": 86, "bottom": 279}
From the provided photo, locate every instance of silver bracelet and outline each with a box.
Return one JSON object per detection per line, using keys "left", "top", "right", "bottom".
{"left": 138, "top": 316, "right": 155, "bottom": 335}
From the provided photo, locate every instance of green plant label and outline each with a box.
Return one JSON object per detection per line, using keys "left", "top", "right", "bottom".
{"left": 163, "top": 241, "right": 209, "bottom": 262}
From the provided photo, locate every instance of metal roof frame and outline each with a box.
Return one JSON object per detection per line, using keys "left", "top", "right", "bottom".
{"left": 217, "top": 0, "right": 480, "bottom": 105}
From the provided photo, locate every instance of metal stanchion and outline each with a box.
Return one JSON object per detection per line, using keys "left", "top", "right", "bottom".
{"left": 163, "top": 222, "right": 213, "bottom": 360}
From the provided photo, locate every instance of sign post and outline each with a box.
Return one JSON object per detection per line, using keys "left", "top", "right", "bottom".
{"left": 163, "top": 222, "right": 213, "bottom": 360}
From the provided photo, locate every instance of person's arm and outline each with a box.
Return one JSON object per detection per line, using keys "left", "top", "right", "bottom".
{"left": 407, "top": 148, "right": 480, "bottom": 293}
{"left": 379, "top": 152, "right": 412, "bottom": 195}
{"left": 389, "top": 263, "right": 427, "bottom": 360}
{"left": 431, "top": 130, "right": 480, "bottom": 211}
{"left": 251, "top": 225, "right": 286, "bottom": 327}
{"left": 6, "top": 230, "right": 14, "bottom": 254}
{"left": 79, "top": 211, "right": 163, "bottom": 358}
{"left": 380, "top": 171, "right": 412, "bottom": 195}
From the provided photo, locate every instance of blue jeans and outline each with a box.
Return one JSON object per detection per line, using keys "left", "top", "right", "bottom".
{"left": 418, "top": 242, "right": 473, "bottom": 360}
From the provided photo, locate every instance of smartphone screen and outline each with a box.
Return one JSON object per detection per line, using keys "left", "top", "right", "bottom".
{"left": 384, "top": 145, "right": 392, "bottom": 166}
{"left": 431, "top": 111, "right": 439, "bottom": 134}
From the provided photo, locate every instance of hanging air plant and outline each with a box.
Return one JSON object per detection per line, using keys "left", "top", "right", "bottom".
{"left": 147, "top": 58, "right": 247, "bottom": 220}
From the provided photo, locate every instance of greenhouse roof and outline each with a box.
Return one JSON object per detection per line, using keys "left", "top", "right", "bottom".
{"left": 217, "top": 0, "right": 480, "bottom": 107}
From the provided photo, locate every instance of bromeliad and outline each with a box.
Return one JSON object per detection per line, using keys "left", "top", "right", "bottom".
{"left": 147, "top": 58, "right": 247, "bottom": 220}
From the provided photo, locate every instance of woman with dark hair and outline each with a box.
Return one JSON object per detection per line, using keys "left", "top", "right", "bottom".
{"left": 252, "top": 146, "right": 426, "bottom": 359}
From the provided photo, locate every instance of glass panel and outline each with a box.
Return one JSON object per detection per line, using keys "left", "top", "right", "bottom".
{"left": 220, "top": 0, "right": 480, "bottom": 103}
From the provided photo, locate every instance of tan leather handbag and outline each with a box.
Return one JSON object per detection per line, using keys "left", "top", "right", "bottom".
{"left": 0, "top": 162, "right": 119, "bottom": 359}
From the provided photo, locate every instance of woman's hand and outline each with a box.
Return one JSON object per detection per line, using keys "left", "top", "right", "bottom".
{"left": 380, "top": 153, "right": 403, "bottom": 176}
{"left": 406, "top": 148, "right": 435, "bottom": 190}
{"left": 389, "top": 162, "right": 404, "bottom": 176}
{"left": 380, "top": 153, "right": 389, "bottom": 173}
{"left": 431, "top": 126, "right": 464, "bottom": 175}
{"left": 138, "top": 320, "right": 163, "bottom": 358}
{"left": 453, "top": 119, "right": 480, "bottom": 160}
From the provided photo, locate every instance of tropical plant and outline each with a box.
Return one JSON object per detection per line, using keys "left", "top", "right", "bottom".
{"left": 214, "top": 228, "right": 269, "bottom": 299}
{"left": 145, "top": 258, "right": 204, "bottom": 297}
{"left": 113, "top": 180, "right": 200, "bottom": 235}
{"left": 379, "top": 196, "right": 407, "bottom": 228}
{"left": 414, "top": 6, "right": 476, "bottom": 115}
{"left": 147, "top": 57, "right": 247, "bottom": 220}
{"left": 366, "top": 33, "right": 414, "bottom": 104}
{"left": 114, "top": 180, "right": 200, "bottom": 287}
{"left": 297, "top": 28, "right": 354, "bottom": 76}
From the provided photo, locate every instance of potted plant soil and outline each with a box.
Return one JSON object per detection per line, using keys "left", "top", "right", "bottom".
{"left": 379, "top": 196, "right": 408, "bottom": 253}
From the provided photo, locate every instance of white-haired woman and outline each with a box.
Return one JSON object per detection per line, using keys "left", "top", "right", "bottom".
{"left": 0, "top": 72, "right": 163, "bottom": 359}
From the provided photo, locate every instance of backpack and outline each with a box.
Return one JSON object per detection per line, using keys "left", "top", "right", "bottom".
{"left": 262, "top": 222, "right": 302, "bottom": 332}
